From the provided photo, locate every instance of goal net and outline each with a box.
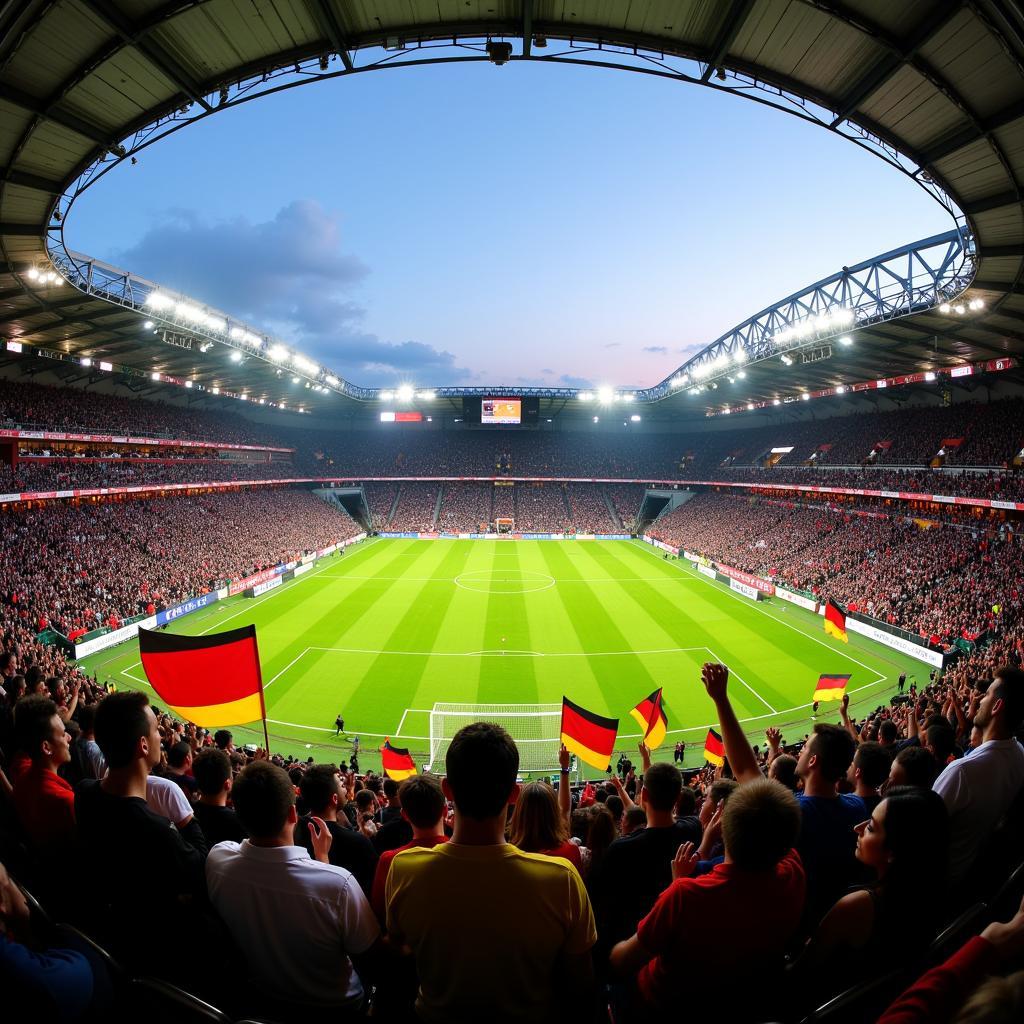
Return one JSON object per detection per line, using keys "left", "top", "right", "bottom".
{"left": 429, "top": 703, "right": 564, "bottom": 774}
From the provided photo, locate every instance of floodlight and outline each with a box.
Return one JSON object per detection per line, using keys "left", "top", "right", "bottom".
{"left": 578, "top": 392, "right": 593, "bottom": 401}
{"left": 230, "top": 351, "right": 243, "bottom": 362}
{"left": 184, "top": 380, "right": 193, "bottom": 389}
{"left": 396, "top": 383, "right": 415, "bottom": 402}
{"left": 835, "top": 385, "right": 846, "bottom": 394}
{"left": 630, "top": 414, "right": 641, "bottom": 422}
{"left": 81, "top": 357, "right": 92, "bottom": 367}
{"left": 379, "top": 391, "right": 394, "bottom": 401}
{"left": 240, "top": 394, "right": 248, "bottom": 401}
{"left": 27, "top": 268, "right": 39, "bottom": 280}
{"left": 838, "top": 335, "right": 853, "bottom": 346}
{"left": 772, "top": 398, "right": 780, "bottom": 406}
{"left": 597, "top": 386, "right": 614, "bottom": 404}
{"left": 211, "top": 387, "right": 220, "bottom": 395}
{"left": 802, "top": 392, "right": 810, "bottom": 401}
{"left": 746, "top": 403, "right": 754, "bottom": 411}
{"left": 939, "top": 303, "right": 951, "bottom": 313}
{"left": 269, "top": 345, "right": 289, "bottom": 362}
{"left": 151, "top": 371, "right": 160, "bottom": 380}
{"left": 734, "top": 350, "right": 747, "bottom": 364}
{"left": 325, "top": 375, "right": 339, "bottom": 387}
{"left": 737, "top": 371, "right": 746, "bottom": 379}
{"left": 969, "top": 298, "right": 984, "bottom": 310}
{"left": 955, "top": 305, "right": 966, "bottom": 314}
{"left": 418, "top": 390, "right": 436, "bottom": 401}
{"left": 98, "top": 361, "right": 112, "bottom": 372}
{"left": 291, "top": 376, "right": 300, "bottom": 384}
{"left": 592, "top": 416, "right": 599, "bottom": 423}
{"left": 143, "top": 321, "right": 153, "bottom": 329}
{"left": 486, "top": 40, "right": 513, "bottom": 65}
{"left": 925, "top": 371, "right": 937, "bottom": 381}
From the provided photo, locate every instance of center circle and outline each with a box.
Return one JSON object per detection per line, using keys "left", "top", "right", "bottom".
{"left": 453, "top": 569, "right": 556, "bottom": 595}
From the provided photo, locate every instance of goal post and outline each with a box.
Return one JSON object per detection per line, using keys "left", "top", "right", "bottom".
{"left": 428, "top": 702, "right": 566, "bottom": 775}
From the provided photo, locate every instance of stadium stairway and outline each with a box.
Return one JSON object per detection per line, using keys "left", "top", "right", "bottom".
{"left": 560, "top": 483, "right": 573, "bottom": 522}
{"left": 432, "top": 485, "right": 444, "bottom": 529}
{"left": 386, "top": 485, "right": 401, "bottom": 529}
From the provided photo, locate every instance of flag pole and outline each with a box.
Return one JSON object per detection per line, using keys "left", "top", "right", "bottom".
{"left": 251, "top": 629, "right": 272, "bottom": 755}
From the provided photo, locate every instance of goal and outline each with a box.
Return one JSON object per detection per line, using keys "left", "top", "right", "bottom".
{"left": 495, "top": 517, "right": 514, "bottom": 534}
{"left": 428, "top": 702, "right": 565, "bottom": 774}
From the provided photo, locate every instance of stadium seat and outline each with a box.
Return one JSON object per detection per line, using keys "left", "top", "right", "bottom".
{"left": 926, "top": 902, "right": 988, "bottom": 967}
{"left": 15, "top": 878, "right": 54, "bottom": 936}
{"left": 990, "top": 860, "right": 1024, "bottom": 924}
{"left": 127, "top": 977, "right": 232, "bottom": 1024}
{"left": 798, "top": 967, "right": 909, "bottom": 1024}
{"left": 52, "top": 922, "right": 123, "bottom": 1016}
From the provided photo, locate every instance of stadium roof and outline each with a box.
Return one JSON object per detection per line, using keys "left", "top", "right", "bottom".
{"left": 1, "top": 1, "right": 1023, "bottom": 420}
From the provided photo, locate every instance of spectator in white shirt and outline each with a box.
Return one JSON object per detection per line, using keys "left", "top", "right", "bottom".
{"left": 206, "top": 760, "right": 380, "bottom": 1020}
{"left": 933, "top": 666, "right": 1024, "bottom": 881}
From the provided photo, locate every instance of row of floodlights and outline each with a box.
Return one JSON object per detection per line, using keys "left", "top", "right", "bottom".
{"left": 25, "top": 267, "right": 62, "bottom": 286}
{"left": 145, "top": 292, "right": 340, "bottom": 388}
{"left": 578, "top": 388, "right": 636, "bottom": 403}
{"left": 939, "top": 298, "right": 985, "bottom": 314}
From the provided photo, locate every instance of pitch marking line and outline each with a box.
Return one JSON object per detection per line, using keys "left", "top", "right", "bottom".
{"left": 316, "top": 573, "right": 700, "bottom": 584}
{"left": 303, "top": 645, "right": 708, "bottom": 658}
{"left": 705, "top": 646, "right": 776, "bottom": 714}
{"left": 630, "top": 539, "right": 888, "bottom": 687}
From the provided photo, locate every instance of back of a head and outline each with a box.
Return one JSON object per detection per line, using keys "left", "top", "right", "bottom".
{"left": 709, "top": 777, "right": 739, "bottom": 805}
{"left": 445, "top": 722, "right": 519, "bottom": 819}
{"left": 167, "top": 740, "right": 191, "bottom": 770}
{"left": 298, "top": 764, "right": 341, "bottom": 815}
{"left": 77, "top": 703, "right": 97, "bottom": 735}
{"left": 382, "top": 777, "right": 399, "bottom": 804}
{"left": 855, "top": 741, "right": 893, "bottom": 790}
{"left": 721, "top": 778, "right": 801, "bottom": 871}
{"left": 953, "top": 970, "right": 1024, "bottom": 1024}
{"left": 926, "top": 722, "right": 956, "bottom": 763}
{"left": 13, "top": 695, "right": 58, "bottom": 758}
{"left": 643, "top": 761, "right": 683, "bottom": 813}
{"left": 881, "top": 785, "right": 949, "bottom": 887}
{"left": 398, "top": 775, "right": 445, "bottom": 829}
{"left": 879, "top": 720, "right": 899, "bottom": 744}
{"left": 232, "top": 761, "right": 296, "bottom": 839}
{"left": 769, "top": 754, "right": 798, "bottom": 791}
{"left": 676, "top": 786, "right": 698, "bottom": 817}
{"left": 94, "top": 692, "right": 150, "bottom": 770}
{"left": 623, "top": 807, "right": 647, "bottom": 832}
{"left": 509, "top": 781, "right": 565, "bottom": 851}
{"left": 605, "top": 794, "right": 624, "bottom": 822}
{"left": 893, "top": 745, "right": 939, "bottom": 789}
{"left": 192, "top": 747, "right": 231, "bottom": 797}
{"left": 992, "top": 666, "right": 1024, "bottom": 735}
{"left": 811, "top": 724, "right": 857, "bottom": 783}
{"left": 214, "top": 729, "right": 232, "bottom": 750}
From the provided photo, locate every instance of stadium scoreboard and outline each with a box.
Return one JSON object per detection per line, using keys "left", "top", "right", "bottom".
{"left": 462, "top": 396, "right": 539, "bottom": 427}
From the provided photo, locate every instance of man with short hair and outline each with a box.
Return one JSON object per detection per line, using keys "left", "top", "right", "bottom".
{"left": 74, "top": 692, "right": 208, "bottom": 969}
{"left": 371, "top": 774, "right": 448, "bottom": 922}
{"left": 847, "top": 741, "right": 891, "bottom": 814}
{"left": 73, "top": 703, "right": 106, "bottom": 781}
{"left": 213, "top": 729, "right": 233, "bottom": 753}
{"left": 165, "top": 740, "right": 197, "bottom": 797}
{"left": 386, "top": 722, "right": 597, "bottom": 1022}
{"left": 11, "top": 695, "right": 75, "bottom": 853}
{"left": 192, "top": 747, "right": 247, "bottom": 847}
{"left": 934, "top": 666, "right": 1024, "bottom": 880}
{"left": 295, "top": 765, "right": 377, "bottom": 895}
{"left": 610, "top": 778, "right": 804, "bottom": 1016}
{"left": 206, "top": 761, "right": 379, "bottom": 1016}
{"left": 888, "top": 745, "right": 938, "bottom": 790}
{"left": 699, "top": 662, "right": 865, "bottom": 929}
{"left": 590, "top": 748, "right": 702, "bottom": 959}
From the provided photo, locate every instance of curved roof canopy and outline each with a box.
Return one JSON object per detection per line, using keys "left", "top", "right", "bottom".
{"left": 1, "top": 1, "right": 1023, "bottom": 417}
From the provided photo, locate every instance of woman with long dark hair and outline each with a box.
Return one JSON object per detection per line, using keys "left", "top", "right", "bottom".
{"left": 796, "top": 786, "right": 949, "bottom": 984}
{"left": 509, "top": 781, "right": 582, "bottom": 869}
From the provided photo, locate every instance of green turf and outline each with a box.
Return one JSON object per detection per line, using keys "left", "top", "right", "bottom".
{"left": 80, "top": 538, "right": 923, "bottom": 774}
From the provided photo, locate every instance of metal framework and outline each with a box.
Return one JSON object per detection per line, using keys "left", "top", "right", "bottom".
{"left": 33, "top": 31, "right": 979, "bottom": 406}
{"left": 644, "top": 229, "right": 977, "bottom": 401}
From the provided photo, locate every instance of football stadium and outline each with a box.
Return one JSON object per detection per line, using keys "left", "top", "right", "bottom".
{"left": 2, "top": 3, "right": 1024, "bottom": 1022}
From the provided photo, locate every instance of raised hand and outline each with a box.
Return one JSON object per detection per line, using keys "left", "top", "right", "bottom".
{"left": 559, "top": 743, "right": 570, "bottom": 772}
{"left": 308, "top": 816, "right": 333, "bottom": 862}
{"left": 765, "top": 727, "right": 782, "bottom": 751}
{"left": 671, "top": 842, "right": 700, "bottom": 881}
{"left": 700, "top": 662, "right": 729, "bottom": 704}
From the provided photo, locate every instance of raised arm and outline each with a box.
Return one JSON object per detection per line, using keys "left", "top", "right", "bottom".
{"left": 699, "top": 662, "right": 761, "bottom": 785}
{"left": 839, "top": 693, "right": 860, "bottom": 744}
{"left": 557, "top": 744, "right": 572, "bottom": 824}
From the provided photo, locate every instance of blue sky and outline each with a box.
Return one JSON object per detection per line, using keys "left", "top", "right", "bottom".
{"left": 69, "top": 60, "right": 949, "bottom": 389}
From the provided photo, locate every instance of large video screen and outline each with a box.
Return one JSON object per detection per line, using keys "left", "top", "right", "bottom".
{"left": 481, "top": 398, "right": 522, "bottom": 425}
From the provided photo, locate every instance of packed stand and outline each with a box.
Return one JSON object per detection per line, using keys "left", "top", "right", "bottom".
{"left": 362, "top": 483, "right": 399, "bottom": 531}
{"left": 516, "top": 484, "right": 571, "bottom": 534}
{"left": 388, "top": 483, "right": 441, "bottom": 533}
{"left": 607, "top": 484, "right": 645, "bottom": 531}
{"left": 434, "top": 483, "right": 492, "bottom": 533}
{"left": 564, "top": 484, "right": 616, "bottom": 533}
{"left": 0, "top": 489, "right": 360, "bottom": 638}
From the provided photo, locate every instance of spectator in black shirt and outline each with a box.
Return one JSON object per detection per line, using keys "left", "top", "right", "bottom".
{"left": 192, "top": 747, "right": 247, "bottom": 847}
{"left": 590, "top": 745, "right": 702, "bottom": 965}
{"left": 165, "top": 740, "right": 197, "bottom": 798}
{"left": 295, "top": 764, "right": 378, "bottom": 897}
{"left": 75, "top": 692, "right": 208, "bottom": 973}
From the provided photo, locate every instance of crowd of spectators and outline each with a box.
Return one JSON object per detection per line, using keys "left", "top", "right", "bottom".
{"left": 0, "top": 489, "right": 360, "bottom": 638}
{"left": 388, "top": 483, "right": 442, "bottom": 534}
{"left": 435, "top": 483, "right": 491, "bottom": 533}
{"left": 516, "top": 484, "right": 571, "bottom": 534}
{"left": 363, "top": 484, "right": 399, "bottom": 531}
{"left": 2, "top": 658, "right": 1021, "bottom": 1022}
{"left": 648, "top": 493, "right": 1023, "bottom": 645}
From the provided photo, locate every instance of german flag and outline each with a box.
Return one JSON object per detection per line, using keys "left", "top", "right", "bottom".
{"left": 138, "top": 624, "right": 265, "bottom": 728}
{"left": 629, "top": 688, "right": 668, "bottom": 749}
{"left": 824, "top": 601, "right": 849, "bottom": 643}
{"left": 813, "top": 673, "right": 851, "bottom": 702}
{"left": 703, "top": 728, "right": 725, "bottom": 767}
{"left": 381, "top": 739, "right": 417, "bottom": 781}
{"left": 561, "top": 697, "right": 618, "bottom": 771}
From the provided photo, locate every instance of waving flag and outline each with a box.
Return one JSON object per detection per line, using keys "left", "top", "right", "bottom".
{"left": 703, "top": 728, "right": 725, "bottom": 767}
{"left": 813, "top": 673, "right": 851, "bottom": 702}
{"left": 381, "top": 739, "right": 417, "bottom": 781}
{"left": 629, "top": 688, "right": 668, "bottom": 749}
{"left": 561, "top": 697, "right": 618, "bottom": 771}
{"left": 824, "top": 601, "right": 849, "bottom": 643}
{"left": 138, "top": 624, "right": 265, "bottom": 728}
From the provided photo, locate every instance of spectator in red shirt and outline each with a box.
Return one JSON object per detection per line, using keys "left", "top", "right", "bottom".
{"left": 371, "top": 774, "right": 449, "bottom": 923}
{"left": 11, "top": 695, "right": 75, "bottom": 854}
{"left": 609, "top": 778, "right": 804, "bottom": 1020}
{"left": 509, "top": 781, "right": 583, "bottom": 871}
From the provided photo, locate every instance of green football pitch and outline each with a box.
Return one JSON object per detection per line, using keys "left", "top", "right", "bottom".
{"left": 80, "top": 538, "right": 922, "bottom": 775}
